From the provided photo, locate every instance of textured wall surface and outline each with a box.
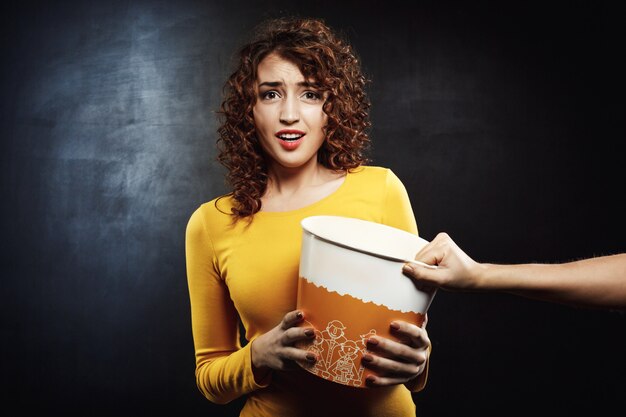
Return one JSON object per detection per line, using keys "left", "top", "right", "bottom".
{"left": 2, "top": 1, "right": 624, "bottom": 415}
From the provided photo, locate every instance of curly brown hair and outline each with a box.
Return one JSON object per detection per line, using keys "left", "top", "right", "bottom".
{"left": 216, "top": 16, "right": 372, "bottom": 219}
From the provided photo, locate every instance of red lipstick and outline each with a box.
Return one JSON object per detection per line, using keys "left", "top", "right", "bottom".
{"left": 275, "top": 129, "right": 306, "bottom": 150}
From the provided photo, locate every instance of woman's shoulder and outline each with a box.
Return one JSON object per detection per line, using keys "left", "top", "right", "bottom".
{"left": 349, "top": 165, "right": 396, "bottom": 181}
{"left": 347, "top": 165, "right": 407, "bottom": 195}
{"left": 187, "top": 194, "right": 235, "bottom": 231}
{"left": 205, "top": 194, "right": 236, "bottom": 214}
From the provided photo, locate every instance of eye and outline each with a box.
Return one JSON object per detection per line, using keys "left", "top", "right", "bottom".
{"left": 303, "top": 91, "right": 321, "bottom": 101}
{"left": 261, "top": 90, "right": 280, "bottom": 100}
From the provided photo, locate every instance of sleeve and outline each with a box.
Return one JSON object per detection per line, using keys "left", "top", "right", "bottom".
{"left": 185, "top": 206, "right": 269, "bottom": 404}
{"left": 381, "top": 169, "right": 418, "bottom": 235}
{"left": 381, "top": 169, "right": 430, "bottom": 392}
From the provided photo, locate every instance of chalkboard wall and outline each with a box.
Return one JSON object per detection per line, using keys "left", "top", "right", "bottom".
{"left": 2, "top": 1, "right": 624, "bottom": 415}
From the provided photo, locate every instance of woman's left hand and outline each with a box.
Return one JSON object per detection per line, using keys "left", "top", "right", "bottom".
{"left": 361, "top": 319, "right": 431, "bottom": 387}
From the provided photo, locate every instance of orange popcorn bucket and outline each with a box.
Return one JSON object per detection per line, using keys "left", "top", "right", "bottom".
{"left": 296, "top": 215, "right": 437, "bottom": 388}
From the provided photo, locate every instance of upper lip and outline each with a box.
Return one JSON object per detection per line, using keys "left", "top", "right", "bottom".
{"left": 275, "top": 129, "right": 306, "bottom": 137}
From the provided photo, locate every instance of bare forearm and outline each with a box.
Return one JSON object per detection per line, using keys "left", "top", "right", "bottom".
{"left": 408, "top": 233, "right": 626, "bottom": 310}
{"left": 478, "top": 254, "right": 626, "bottom": 309}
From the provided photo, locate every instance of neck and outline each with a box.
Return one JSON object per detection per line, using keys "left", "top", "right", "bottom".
{"left": 266, "top": 158, "right": 325, "bottom": 195}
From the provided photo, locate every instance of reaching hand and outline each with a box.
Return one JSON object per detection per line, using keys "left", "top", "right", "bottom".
{"left": 402, "top": 232, "right": 482, "bottom": 291}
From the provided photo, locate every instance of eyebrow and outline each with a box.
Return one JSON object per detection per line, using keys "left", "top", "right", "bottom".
{"left": 258, "top": 81, "right": 317, "bottom": 88}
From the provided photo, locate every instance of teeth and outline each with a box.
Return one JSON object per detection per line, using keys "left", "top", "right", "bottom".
{"left": 278, "top": 133, "right": 304, "bottom": 140}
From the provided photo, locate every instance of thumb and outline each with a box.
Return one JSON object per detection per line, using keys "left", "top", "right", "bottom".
{"left": 402, "top": 262, "right": 440, "bottom": 288}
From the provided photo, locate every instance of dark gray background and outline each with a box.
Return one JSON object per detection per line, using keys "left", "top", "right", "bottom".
{"left": 2, "top": 0, "right": 624, "bottom": 415}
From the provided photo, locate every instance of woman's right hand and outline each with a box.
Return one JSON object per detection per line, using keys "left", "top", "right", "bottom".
{"left": 250, "top": 310, "right": 317, "bottom": 375}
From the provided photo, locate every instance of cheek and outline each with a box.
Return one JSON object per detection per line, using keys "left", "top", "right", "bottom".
{"left": 252, "top": 108, "right": 268, "bottom": 132}
{"left": 307, "top": 108, "right": 328, "bottom": 131}
{"left": 252, "top": 106, "right": 260, "bottom": 123}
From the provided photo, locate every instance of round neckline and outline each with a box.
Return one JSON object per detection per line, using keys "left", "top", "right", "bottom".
{"left": 255, "top": 170, "right": 352, "bottom": 217}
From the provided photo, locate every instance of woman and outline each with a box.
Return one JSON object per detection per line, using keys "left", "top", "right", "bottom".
{"left": 185, "top": 17, "right": 431, "bottom": 416}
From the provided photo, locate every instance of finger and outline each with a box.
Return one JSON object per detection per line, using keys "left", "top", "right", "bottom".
{"left": 361, "top": 353, "right": 421, "bottom": 379}
{"left": 428, "top": 232, "right": 454, "bottom": 249}
{"left": 365, "top": 336, "right": 421, "bottom": 364}
{"left": 281, "top": 326, "right": 316, "bottom": 345}
{"left": 281, "top": 310, "right": 305, "bottom": 330}
{"left": 365, "top": 373, "right": 420, "bottom": 387}
{"left": 390, "top": 321, "right": 431, "bottom": 350}
{"left": 413, "top": 232, "right": 454, "bottom": 266}
{"left": 283, "top": 346, "right": 318, "bottom": 364}
{"left": 402, "top": 262, "right": 442, "bottom": 287}
{"left": 413, "top": 239, "right": 444, "bottom": 266}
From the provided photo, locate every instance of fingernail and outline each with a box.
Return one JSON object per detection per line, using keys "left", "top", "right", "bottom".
{"left": 367, "top": 337, "right": 379, "bottom": 346}
{"left": 366, "top": 375, "right": 376, "bottom": 384}
{"left": 403, "top": 263, "right": 414, "bottom": 272}
{"left": 296, "top": 311, "right": 303, "bottom": 319}
{"left": 390, "top": 321, "right": 400, "bottom": 330}
{"left": 304, "top": 329, "right": 315, "bottom": 338}
{"left": 306, "top": 353, "right": 317, "bottom": 362}
{"left": 362, "top": 354, "right": 373, "bottom": 363}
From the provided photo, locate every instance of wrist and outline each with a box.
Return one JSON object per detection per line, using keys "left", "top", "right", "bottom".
{"left": 250, "top": 340, "right": 271, "bottom": 385}
{"left": 469, "top": 262, "right": 490, "bottom": 290}
{"left": 250, "top": 338, "right": 266, "bottom": 369}
{"left": 250, "top": 339, "right": 272, "bottom": 383}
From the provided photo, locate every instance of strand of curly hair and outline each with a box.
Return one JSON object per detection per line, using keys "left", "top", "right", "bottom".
{"left": 216, "top": 17, "right": 372, "bottom": 220}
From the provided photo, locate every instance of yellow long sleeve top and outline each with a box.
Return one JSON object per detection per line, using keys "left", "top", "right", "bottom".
{"left": 185, "top": 166, "right": 429, "bottom": 417}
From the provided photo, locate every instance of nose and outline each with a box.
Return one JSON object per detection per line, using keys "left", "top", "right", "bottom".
{"left": 279, "top": 96, "right": 300, "bottom": 124}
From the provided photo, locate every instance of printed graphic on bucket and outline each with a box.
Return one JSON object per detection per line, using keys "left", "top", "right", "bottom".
{"left": 296, "top": 277, "right": 425, "bottom": 387}
{"left": 296, "top": 216, "right": 436, "bottom": 388}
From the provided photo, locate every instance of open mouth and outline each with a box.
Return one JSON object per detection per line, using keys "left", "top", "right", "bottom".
{"left": 275, "top": 130, "right": 306, "bottom": 150}
{"left": 276, "top": 132, "right": 305, "bottom": 141}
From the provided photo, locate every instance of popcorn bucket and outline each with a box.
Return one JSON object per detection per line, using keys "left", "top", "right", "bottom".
{"left": 296, "top": 215, "right": 436, "bottom": 388}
